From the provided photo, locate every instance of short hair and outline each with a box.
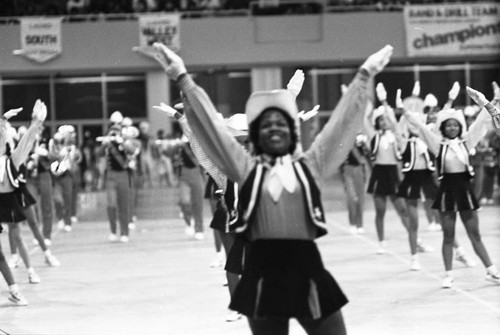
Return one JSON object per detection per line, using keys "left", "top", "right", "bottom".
{"left": 439, "top": 119, "right": 463, "bottom": 138}
{"left": 248, "top": 108, "right": 297, "bottom": 155}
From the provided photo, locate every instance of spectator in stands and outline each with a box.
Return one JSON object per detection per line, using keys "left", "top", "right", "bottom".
{"left": 66, "top": 0, "right": 89, "bottom": 15}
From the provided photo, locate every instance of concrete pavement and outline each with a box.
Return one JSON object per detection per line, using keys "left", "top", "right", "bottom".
{"left": 0, "top": 177, "right": 499, "bottom": 335}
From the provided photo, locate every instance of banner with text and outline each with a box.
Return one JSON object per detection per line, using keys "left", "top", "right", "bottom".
{"left": 136, "top": 13, "right": 180, "bottom": 58}
{"left": 15, "top": 17, "right": 63, "bottom": 63}
{"left": 404, "top": 2, "right": 500, "bottom": 57}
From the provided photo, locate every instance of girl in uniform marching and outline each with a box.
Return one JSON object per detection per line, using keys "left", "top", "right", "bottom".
{"left": 403, "top": 85, "right": 500, "bottom": 288}
{"left": 0, "top": 100, "right": 47, "bottom": 305}
{"left": 146, "top": 42, "right": 393, "bottom": 335}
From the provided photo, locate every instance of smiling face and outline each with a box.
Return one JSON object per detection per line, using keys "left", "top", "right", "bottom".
{"left": 375, "top": 115, "right": 390, "bottom": 131}
{"left": 441, "top": 119, "right": 462, "bottom": 139}
{"left": 254, "top": 109, "right": 294, "bottom": 157}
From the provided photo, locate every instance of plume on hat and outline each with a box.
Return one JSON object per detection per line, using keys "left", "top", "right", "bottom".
{"left": 424, "top": 94, "right": 438, "bottom": 108}
{"left": 225, "top": 113, "right": 248, "bottom": 138}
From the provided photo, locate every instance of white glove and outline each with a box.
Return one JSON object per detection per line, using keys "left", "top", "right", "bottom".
{"left": 2, "top": 107, "right": 23, "bottom": 120}
{"left": 153, "top": 102, "right": 180, "bottom": 119}
{"left": 298, "top": 105, "right": 319, "bottom": 122}
{"left": 340, "top": 84, "right": 348, "bottom": 96}
{"left": 395, "top": 89, "right": 404, "bottom": 109}
{"left": 376, "top": 82, "right": 387, "bottom": 102}
{"left": 448, "top": 81, "right": 460, "bottom": 101}
{"left": 355, "top": 134, "right": 368, "bottom": 146}
{"left": 287, "top": 69, "right": 305, "bottom": 99}
{"left": 411, "top": 81, "right": 420, "bottom": 97}
{"left": 150, "top": 43, "right": 187, "bottom": 81}
{"left": 32, "top": 100, "right": 47, "bottom": 123}
{"left": 466, "top": 86, "right": 489, "bottom": 108}
{"left": 492, "top": 81, "right": 500, "bottom": 101}
{"left": 360, "top": 45, "right": 393, "bottom": 76}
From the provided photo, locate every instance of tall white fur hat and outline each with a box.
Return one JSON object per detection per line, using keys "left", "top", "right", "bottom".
{"left": 371, "top": 105, "right": 386, "bottom": 126}
{"left": 122, "top": 126, "right": 139, "bottom": 139}
{"left": 399, "top": 112, "right": 426, "bottom": 135}
{"left": 122, "top": 117, "right": 133, "bottom": 127}
{"left": 435, "top": 108, "right": 466, "bottom": 133}
{"left": 225, "top": 113, "right": 248, "bottom": 137}
{"left": 424, "top": 94, "right": 438, "bottom": 108}
{"left": 245, "top": 89, "right": 298, "bottom": 125}
{"left": 403, "top": 96, "right": 424, "bottom": 114}
{"left": 110, "top": 111, "right": 123, "bottom": 124}
{"left": 463, "top": 105, "right": 480, "bottom": 118}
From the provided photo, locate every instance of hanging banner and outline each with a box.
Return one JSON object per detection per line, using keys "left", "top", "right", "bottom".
{"left": 404, "top": 2, "right": 500, "bottom": 57}
{"left": 14, "top": 17, "right": 63, "bottom": 63}
{"left": 134, "top": 13, "right": 180, "bottom": 58}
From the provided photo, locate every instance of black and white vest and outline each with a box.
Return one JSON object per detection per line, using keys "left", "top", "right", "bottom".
{"left": 401, "top": 138, "right": 436, "bottom": 173}
{"left": 234, "top": 158, "right": 327, "bottom": 238}
{"left": 436, "top": 141, "right": 474, "bottom": 180}
{"left": 370, "top": 131, "right": 402, "bottom": 162}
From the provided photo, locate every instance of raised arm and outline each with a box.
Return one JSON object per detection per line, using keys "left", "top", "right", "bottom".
{"left": 153, "top": 102, "right": 228, "bottom": 191}
{"left": 10, "top": 100, "right": 47, "bottom": 169}
{"left": 304, "top": 45, "right": 394, "bottom": 179}
{"left": 442, "top": 81, "right": 460, "bottom": 111}
{"left": 466, "top": 86, "right": 500, "bottom": 138}
{"left": 401, "top": 106, "right": 441, "bottom": 155}
{"left": 287, "top": 69, "right": 305, "bottom": 99}
{"left": 140, "top": 42, "right": 251, "bottom": 183}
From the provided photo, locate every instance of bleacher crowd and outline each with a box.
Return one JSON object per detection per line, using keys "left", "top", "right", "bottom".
{"left": 0, "top": 1, "right": 481, "bottom": 18}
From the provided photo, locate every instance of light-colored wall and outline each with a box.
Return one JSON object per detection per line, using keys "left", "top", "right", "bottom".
{"left": 0, "top": 13, "right": 409, "bottom": 75}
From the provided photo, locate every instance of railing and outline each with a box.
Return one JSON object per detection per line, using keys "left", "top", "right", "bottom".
{"left": 0, "top": 1, "right": 482, "bottom": 25}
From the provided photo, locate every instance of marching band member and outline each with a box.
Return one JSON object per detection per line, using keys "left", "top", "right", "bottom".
{"left": 51, "top": 125, "right": 82, "bottom": 232}
{"left": 98, "top": 123, "right": 137, "bottom": 243}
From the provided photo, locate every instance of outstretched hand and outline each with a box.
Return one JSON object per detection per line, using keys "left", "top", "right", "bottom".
{"left": 2, "top": 107, "right": 23, "bottom": 120}
{"left": 492, "top": 81, "right": 500, "bottom": 101}
{"left": 361, "top": 45, "right": 393, "bottom": 76}
{"left": 466, "top": 86, "right": 489, "bottom": 108}
{"left": 32, "top": 100, "right": 47, "bottom": 123}
{"left": 298, "top": 105, "right": 319, "bottom": 122}
{"left": 411, "top": 81, "right": 420, "bottom": 97}
{"left": 152, "top": 43, "right": 187, "bottom": 80}
{"left": 448, "top": 81, "right": 460, "bottom": 101}
{"left": 153, "top": 102, "right": 180, "bottom": 119}
{"left": 340, "top": 84, "right": 348, "bottom": 96}
{"left": 134, "top": 43, "right": 187, "bottom": 80}
{"left": 395, "top": 89, "right": 404, "bottom": 109}
{"left": 376, "top": 82, "right": 387, "bottom": 102}
{"left": 287, "top": 69, "right": 305, "bottom": 99}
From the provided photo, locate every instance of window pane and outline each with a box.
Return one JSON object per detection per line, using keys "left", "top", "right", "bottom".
{"left": 55, "top": 82, "right": 102, "bottom": 120}
{"left": 317, "top": 72, "right": 356, "bottom": 111}
{"left": 107, "top": 80, "right": 146, "bottom": 118}
{"left": 193, "top": 71, "right": 250, "bottom": 117}
{"left": 376, "top": 71, "right": 416, "bottom": 109}
{"left": 419, "top": 69, "right": 466, "bottom": 108}
{"left": 3, "top": 82, "right": 51, "bottom": 122}
{"left": 470, "top": 66, "right": 500, "bottom": 101}
{"left": 225, "top": 73, "right": 251, "bottom": 116}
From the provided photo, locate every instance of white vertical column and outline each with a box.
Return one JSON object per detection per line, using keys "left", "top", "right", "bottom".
{"left": 251, "top": 67, "right": 282, "bottom": 92}
{"left": 146, "top": 71, "right": 172, "bottom": 135}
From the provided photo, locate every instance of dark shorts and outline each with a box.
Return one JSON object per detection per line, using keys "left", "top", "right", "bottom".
{"left": 368, "top": 164, "right": 400, "bottom": 196}
{"left": 225, "top": 236, "right": 250, "bottom": 275}
{"left": 397, "top": 169, "right": 438, "bottom": 200}
{"left": 0, "top": 191, "right": 26, "bottom": 226}
{"left": 432, "top": 172, "right": 479, "bottom": 211}
{"left": 229, "top": 239, "right": 348, "bottom": 320}
{"left": 15, "top": 185, "right": 36, "bottom": 208}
